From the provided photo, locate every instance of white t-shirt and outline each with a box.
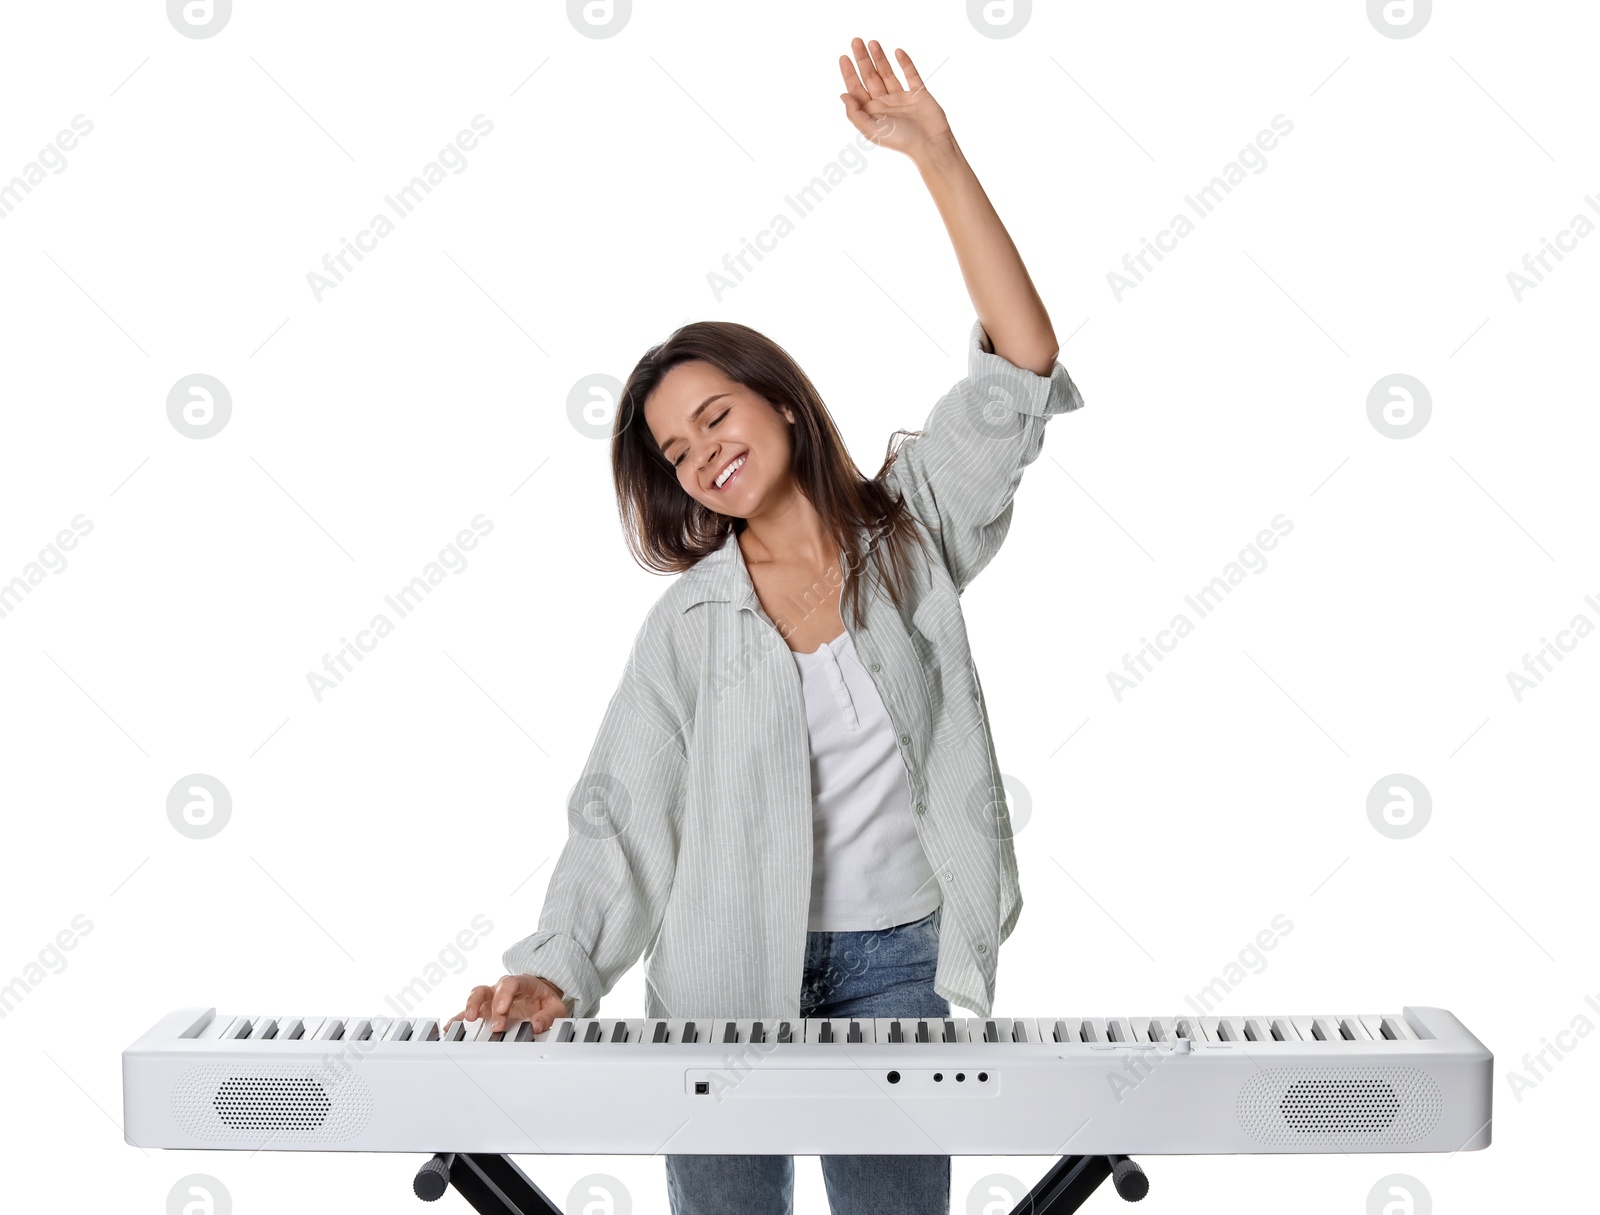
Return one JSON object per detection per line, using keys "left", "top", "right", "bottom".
{"left": 791, "top": 628, "right": 943, "bottom": 932}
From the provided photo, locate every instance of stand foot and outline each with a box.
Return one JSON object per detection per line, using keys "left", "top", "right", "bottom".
{"left": 412, "top": 1152, "right": 563, "bottom": 1214}
{"left": 1010, "top": 1154, "right": 1148, "bottom": 1214}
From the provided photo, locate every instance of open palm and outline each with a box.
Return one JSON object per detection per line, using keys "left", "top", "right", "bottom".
{"left": 838, "top": 37, "right": 951, "bottom": 158}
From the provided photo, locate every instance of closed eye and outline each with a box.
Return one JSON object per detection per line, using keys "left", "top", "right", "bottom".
{"left": 672, "top": 410, "right": 730, "bottom": 469}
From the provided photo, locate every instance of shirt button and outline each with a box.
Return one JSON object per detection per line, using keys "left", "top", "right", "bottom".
{"left": 977, "top": 943, "right": 987, "bottom": 953}
{"left": 899, "top": 733, "right": 910, "bottom": 746}
{"left": 869, "top": 662, "right": 881, "bottom": 672}
{"left": 915, "top": 802, "right": 925, "bottom": 815}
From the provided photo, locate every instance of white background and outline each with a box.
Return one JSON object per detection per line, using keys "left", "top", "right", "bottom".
{"left": 2, "top": 1, "right": 1594, "bottom": 1212}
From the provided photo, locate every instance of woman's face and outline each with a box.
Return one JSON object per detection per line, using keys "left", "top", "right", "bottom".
{"left": 643, "top": 360, "right": 796, "bottom": 519}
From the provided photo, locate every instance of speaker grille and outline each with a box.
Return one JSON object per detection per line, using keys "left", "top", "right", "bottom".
{"left": 1236, "top": 1067, "right": 1441, "bottom": 1146}
{"left": 172, "top": 1065, "right": 372, "bottom": 1143}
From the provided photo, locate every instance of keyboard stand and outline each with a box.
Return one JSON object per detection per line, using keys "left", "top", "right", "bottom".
{"left": 1010, "top": 1153, "right": 1149, "bottom": 1212}
{"left": 410, "top": 1149, "right": 1146, "bottom": 1213}
{"left": 413, "top": 1152, "right": 562, "bottom": 1214}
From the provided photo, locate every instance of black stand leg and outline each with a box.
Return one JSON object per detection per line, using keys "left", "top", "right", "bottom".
{"left": 1009, "top": 1154, "right": 1148, "bottom": 1214}
{"left": 413, "top": 1152, "right": 564, "bottom": 1214}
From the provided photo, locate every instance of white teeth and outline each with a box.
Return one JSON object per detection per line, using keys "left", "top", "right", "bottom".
{"left": 715, "top": 455, "right": 745, "bottom": 488}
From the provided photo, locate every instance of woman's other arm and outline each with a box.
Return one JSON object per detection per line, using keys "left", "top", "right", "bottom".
{"left": 839, "top": 37, "right": 1057, "bottom": 374}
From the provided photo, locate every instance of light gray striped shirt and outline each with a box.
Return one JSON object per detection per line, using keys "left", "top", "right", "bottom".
{"left": 503, "top": 319, "right": 1086, "bottom": 1018}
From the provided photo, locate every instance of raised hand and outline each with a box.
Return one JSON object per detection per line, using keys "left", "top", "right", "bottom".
{"left": 837, "top": 37, "right": 952, "bottom": 159}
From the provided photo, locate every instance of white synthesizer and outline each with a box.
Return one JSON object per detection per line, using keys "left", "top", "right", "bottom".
{"left": 123, "top": 1005, "right": 1491, "bottom": 1157}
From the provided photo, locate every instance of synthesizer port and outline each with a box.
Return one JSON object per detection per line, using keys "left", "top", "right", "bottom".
{"left": 694, "top": 1081, "right": 709, "bottom": 1095}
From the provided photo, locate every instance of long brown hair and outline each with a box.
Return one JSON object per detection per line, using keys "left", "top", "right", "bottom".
{"left": 613, "top": 319, "right": 932, "bottom": 631}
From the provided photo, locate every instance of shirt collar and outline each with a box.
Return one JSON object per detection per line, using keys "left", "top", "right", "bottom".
{"left": 678, "top": 525, "right": 871, "bottom": 614}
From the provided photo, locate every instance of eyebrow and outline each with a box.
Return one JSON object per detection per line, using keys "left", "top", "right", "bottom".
{"left": 658, "top": 393, "right": 732, "bottom": 458}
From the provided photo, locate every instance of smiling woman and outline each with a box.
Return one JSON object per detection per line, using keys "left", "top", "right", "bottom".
{"left": 452, "top": 34, "right": 1088, "bottom": 1215}
{"left": 617, "top": 316, "right": 936, "bottom": 642}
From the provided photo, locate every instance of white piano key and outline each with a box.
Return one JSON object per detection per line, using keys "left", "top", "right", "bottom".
{"left": 1082, "top": 1017, "right": 1110, "bottom": 1044}
{"left": 380, "top": 1019, "right": 413, "bottom": 1042}
{"left": 345, "top": 1018, "right": 374, "bottom": 1042}
{"left": 198, "top": 1015, "right": 242, "bottom": 1040}
{"left": 1257, "top": 1015, "right": 1293, "bottom": 1042}
{"left": 1336, "top": 1015, "right": 1372, "bottom": 1041}
{"left": 1379, "top": 1012, "right": 1419, "bottom": 1041}
{"left": 247, "top": 1016, "right": 280, "bottom": 1041}
{"left": 411, "top": 1019, "right": 439, "bottom": 1042}
{"left": 367, "top": 1017, "right": 392, "bottom": 1040}
{"left": 1359, "top": 1014, "right": 1390, "bottom": 1042}
{"left": 1212, "top": 1016, "right": 1244, "bottom": 1043}
{"left": 312, "top": 1017, "right": 346, "bottom": 1041}
{"left": 442, "top": 1019, "right": 467, "bottom": 1042}
{"left": 1307, "top": 1016, "right": 1340, "bottom": 1042}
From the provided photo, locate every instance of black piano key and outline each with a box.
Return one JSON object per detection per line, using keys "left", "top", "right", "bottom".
{"left": 1053, "top": 1019, "right": 1069, "bottom": 1043}
{"left": 514, "top": 1022, "right": 534, "bottom": 1042}
{"left": 652, "top": 1021, "right": 669, "bottom": 1044}
{"left": 751, "top": 1021, "right": 765, "bottom": 1044}
{"left": 1012, "top": 1021, "right": 1028, "bottom": 1042}
{"left": 889, "top": 1021, "right": 903, "bottom": 1043}
{"left": 683, "top": 1021, "right": 697, "bottom": 1043}
{"left": 942, "top": 1019, "right": 956, "bottom": 1043}
{"left": 916, "top": 1020, "right": 930, "bottom": 1044}
{"left": 584, "top": 1021, "right": 602, "bottom": 1043}
{"left": 557, "top": 1022, "right": 575, "bottom": 1043}
{"left": 777, "top": 1021, "right": 792, "bottom": 1043}
{"left": 820, "top": 1021, "right": 834, "bottom": 1043}
{"left": 723, "top": 1021, "right": 738, "bottom": 1043}
{"left": 847, "top": 1020, "right": 863, "bottom": 1043}
{"left": 610, "top": 1021, "right": 629, "bottom": 1043}
{"left": 984, "top": 1020, "right": 998, "bottom": 1043}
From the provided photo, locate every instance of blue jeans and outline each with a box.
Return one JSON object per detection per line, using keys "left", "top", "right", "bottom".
{"left": 664, "top": 905, "right": 950, "bottom": 1215}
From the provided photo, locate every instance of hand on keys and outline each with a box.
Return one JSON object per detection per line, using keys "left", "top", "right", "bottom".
{"left": 444, "top": 973, "right": 572, "bottom": 1036}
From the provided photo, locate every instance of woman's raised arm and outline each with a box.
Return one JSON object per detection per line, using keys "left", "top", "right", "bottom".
{"left": 838, "top": 36, "right": 1057, "bottom": 375}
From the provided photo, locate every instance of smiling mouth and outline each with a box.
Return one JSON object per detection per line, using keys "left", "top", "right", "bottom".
{"left": 712, "top": 453, "right": 747, "bottom": 491}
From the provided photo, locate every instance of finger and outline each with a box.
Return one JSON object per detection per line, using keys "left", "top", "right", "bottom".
{"left": 491, "top": 976, "right": 518, "bottom": 1031}
{"left": 851, "top": 36, "right": 887, "bottom": 97}
{"left": 895, "top": 47, "right": 925, "bottom": 96}
{"left": 867, "top": 39, "right": 902, "bottom": 93}
{"left": 837, "top": 53, "right": 869, "bottom": 102}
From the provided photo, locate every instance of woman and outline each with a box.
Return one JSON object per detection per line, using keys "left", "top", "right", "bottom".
{"left": 447, "top": 37, "right": 1085, "bottom": 1215}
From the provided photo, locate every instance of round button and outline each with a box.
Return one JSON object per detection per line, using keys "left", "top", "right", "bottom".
{"left": 915, "top": 802, "right": 925, "bottom": 815}
{"left": 976, "top": 943, "right": 987, "bottom": 953}
{"left": 899, "top": 733, "right": 910, "bottom": 746}
{"left": 869, "top": 662, "right": 881, "bottom": 672}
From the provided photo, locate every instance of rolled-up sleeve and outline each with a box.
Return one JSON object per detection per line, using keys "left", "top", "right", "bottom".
{"left": 886, "top": 319, "right": 1085, "bottom": 593}
{"left": 501, "top": 631, "right": 686, "bottom": 1020}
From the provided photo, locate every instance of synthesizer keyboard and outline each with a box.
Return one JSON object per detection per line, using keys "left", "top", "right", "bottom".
{"left": 122, "top": 1005, "right": 1491, "bottom": 1157}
